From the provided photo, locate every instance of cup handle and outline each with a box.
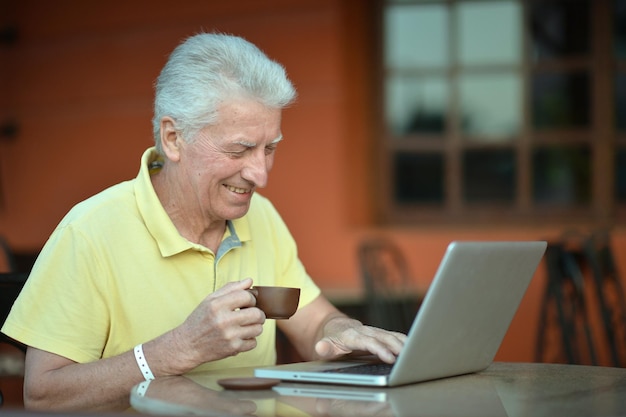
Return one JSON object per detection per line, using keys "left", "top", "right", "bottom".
{"left": 247, "top": 288, "right": 258, "bottom": 298}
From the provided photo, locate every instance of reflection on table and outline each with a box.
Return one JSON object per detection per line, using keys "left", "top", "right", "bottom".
{"left": 130, "top": 362, "right": 626, "bottom": 417}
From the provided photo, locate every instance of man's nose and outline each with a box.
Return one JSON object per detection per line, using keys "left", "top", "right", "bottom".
{"left": 242, "top": 152, "right": 269, "bottom": 188}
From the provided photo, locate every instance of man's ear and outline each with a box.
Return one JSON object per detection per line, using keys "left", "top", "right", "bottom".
{"left": 160, "top": 117, "right": 182, "bottom": 162}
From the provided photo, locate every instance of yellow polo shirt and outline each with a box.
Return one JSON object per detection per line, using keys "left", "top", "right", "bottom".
{"left": 2, "top": 148, "right": 320, "bottom": 371}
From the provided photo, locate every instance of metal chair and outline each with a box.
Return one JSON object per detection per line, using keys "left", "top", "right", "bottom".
{"left": 0, "top": 236, "right": 16, "bottom": 273}
{"left": 536, "top": 229, "right": 626, "bottom": 367}
{"left": 0, "top": 272, "right": 28, "bottom": 408}
{"left": 0, "top": 272, "right": 27, "bottom": 353}
{"left": 582, "top": 230, "right": 626, "bottom": 367}
{"left": 535, "top": 234, "right": 598, "bottom": 365}
{"left": 0, "top": 236, "right": 26, "bottom": 355}
{"left": 358, "top": 238, "right": 419, "bottom": 333}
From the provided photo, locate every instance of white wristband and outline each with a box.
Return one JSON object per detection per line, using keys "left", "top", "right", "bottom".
{"left": 134, "top": 344, "right": 155, "bottom": 381}
{"left": 135, "top": 380, "right": 152, "bottom": 397}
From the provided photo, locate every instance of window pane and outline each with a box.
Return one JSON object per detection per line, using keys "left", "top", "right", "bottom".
{"left": 458, "top": 0, "right": 522, "bottom": 66}
{"left": 615, "top": 0, "right": 626, "bottom": 59}
{"left": 616, "top": 147, "right": 626, "bottom": 202}
{"left": 394, "top": 152, "right": 444, "bottom": 203}
{"left": 530, "top": 0, "right": 590, "bottom": 60}
{"left": 386, "top": 76, "right": 448, "bottom": 136}
{"left": 532, "top": 71, "right": 590, "bottom": 129}
{"left": 533, "top": 146, "right": 591, "bottom": 205}
{"left": 617, "top": 73, "right": 626, "bottom": 131}
{"left": 385, "top": 4, "right": 448, "bottom": 69}
{"left": 463, "top": 149, "right": 516, "bottom": 202}
{"left": 459, "top": 73, "right": 521, "bottom": 139}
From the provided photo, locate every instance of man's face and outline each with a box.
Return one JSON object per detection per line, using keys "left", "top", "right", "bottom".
{"left": 175, "top": 99, "right": 283, "bottom": 223}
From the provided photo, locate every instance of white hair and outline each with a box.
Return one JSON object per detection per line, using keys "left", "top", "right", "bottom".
{"left": 152, "top": 32, "right": 297, "bottom": 152}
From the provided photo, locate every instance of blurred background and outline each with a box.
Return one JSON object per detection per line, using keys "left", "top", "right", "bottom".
{"left": 1, "top": 0, "right": 625, "bottom": 366}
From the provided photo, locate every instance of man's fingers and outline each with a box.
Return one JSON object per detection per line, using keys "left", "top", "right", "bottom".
{"left": 214, "top": 278, "right": 253, "bottom": 296}
{"left": 204, "top": 278, "right": 257, "bottom": 313}
{"left": 315, "top": 326, "right": 406, "bottom": 363}
{"left": 314, "top": 340, "right": 334, "bottom": 359}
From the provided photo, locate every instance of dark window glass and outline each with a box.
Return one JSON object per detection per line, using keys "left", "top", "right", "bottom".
{"left": 616, "top": 148, "right": 626, "bottom": 202}
{"left": 393, "top": 152, "right": 444, "bottom": 203}
{"left": 463, "top": 149, "right": 516, "bottom": 202}
{"left": 530, "top": 0, "right": 590, "bottom": 60}
{"left": 617, "top": 73, "right": 626, "bottom": 131}
{"left": 533, "top": 146, "right": 591, "bottom": 205}
{"left": 616, "top": 0, "right": 626, "bottom": 59}
{"left": 532, "top": 71, "right": 590, "bottom": 129}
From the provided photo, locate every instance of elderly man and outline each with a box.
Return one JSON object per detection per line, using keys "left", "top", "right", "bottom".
{"left": 2, "top": 33, "right": 405, "bottom": 411}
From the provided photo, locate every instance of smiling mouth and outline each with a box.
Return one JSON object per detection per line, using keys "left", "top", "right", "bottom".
{"left": 225, "top": 185, "right": 251, "bottom": 194}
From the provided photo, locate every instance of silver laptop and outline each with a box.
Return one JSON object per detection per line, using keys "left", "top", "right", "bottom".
{"left": 255, "top": 240, "right": 547, "bottom": 387}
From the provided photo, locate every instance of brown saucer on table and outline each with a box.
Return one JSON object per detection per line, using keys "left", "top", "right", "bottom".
{"left": 217, "top": 377, "right": 281, "bottom": 390}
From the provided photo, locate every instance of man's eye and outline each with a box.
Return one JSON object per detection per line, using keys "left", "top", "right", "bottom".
{"left": 227, "top": 151, "right": 246, "bottom": 158}
{"left": 265, "top": 146, "right": 277, "bottom": 155}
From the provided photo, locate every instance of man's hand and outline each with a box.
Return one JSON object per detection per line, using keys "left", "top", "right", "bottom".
{"left": 167, "top": 278, "right": 266, "bottom": 373}
{"left": 279, "top": 296, "right": 406, "bottom": 364}
{"left": 314, "top": 316, "right": 406, "bottom": 364}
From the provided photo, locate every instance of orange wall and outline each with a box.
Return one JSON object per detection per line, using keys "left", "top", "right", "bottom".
{"left": 1, "top": 0, "right": 624, "bottom": 363}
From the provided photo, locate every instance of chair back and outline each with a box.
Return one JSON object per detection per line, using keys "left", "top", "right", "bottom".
{"left": 358, "top": 238, "right": 419, "bottom": 333}
{"left": 0, "top": 236, "right": 16, "bottom": 273}
{"left": 0, "top": 272, "right": 28, "bottom": 353}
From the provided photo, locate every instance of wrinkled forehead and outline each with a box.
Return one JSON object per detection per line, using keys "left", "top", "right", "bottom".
{"left": 194, "top": 99, "right": 283, "bottom": 143}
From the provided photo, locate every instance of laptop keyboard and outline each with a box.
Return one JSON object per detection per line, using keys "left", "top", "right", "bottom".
{"left": 323, "top": 363, "right": 393, "bottom": 376}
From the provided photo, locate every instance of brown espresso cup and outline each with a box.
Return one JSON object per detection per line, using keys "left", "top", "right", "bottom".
{"left": 247, "top": 286, "right": 301, "bottom": 319}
